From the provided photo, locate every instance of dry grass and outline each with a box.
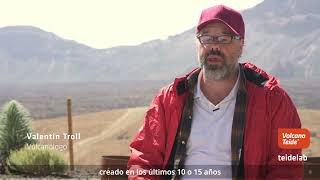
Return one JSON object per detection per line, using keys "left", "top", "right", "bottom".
{"left": 31, "top": 107, "right": 320, "bottom": 165}
{"left": 32, "top": 107, "right": 147, "bottom": 165}
{"left": 298, "top": 109, "right": 320, "bottom": 157}
{"left": 32, "top": 108, "right": 127, "bottom": 148}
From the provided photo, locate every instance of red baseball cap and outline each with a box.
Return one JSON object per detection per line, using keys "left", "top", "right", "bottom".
{"left": 197, "top": 5, "right": 245, "bottom": 39}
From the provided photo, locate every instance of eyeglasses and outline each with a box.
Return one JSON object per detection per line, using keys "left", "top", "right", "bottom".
{"left": 196, "top": 34, "right": 241, "bottom": 44}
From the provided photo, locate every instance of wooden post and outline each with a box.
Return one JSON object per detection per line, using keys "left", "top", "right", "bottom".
{"left": 67, "top": 98, "right": 74, "bottom": 171}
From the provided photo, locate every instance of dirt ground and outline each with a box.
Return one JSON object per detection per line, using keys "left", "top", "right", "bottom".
{"left": 31, "top": 107, "right": 320, "bottom": 165}
{"left": 32, "top": 107, "right": 147, "bottom": 165}
{"left": 298, "top": 109, "right": 320, "bottom": 157}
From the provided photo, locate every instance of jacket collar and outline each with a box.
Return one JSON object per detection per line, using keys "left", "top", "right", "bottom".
{"left": 172, "top": 67, "right": 201, "bottom": 96}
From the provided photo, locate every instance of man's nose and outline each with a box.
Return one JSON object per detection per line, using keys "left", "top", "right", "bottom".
{"left": 203, "top": 46, "right": 221, "bottom": 55}
{"left": 203, "top": 43, "right": 221, "bottom": 51}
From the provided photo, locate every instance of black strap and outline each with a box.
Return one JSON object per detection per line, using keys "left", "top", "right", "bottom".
{"left": 237, "top": 142, "right": 245, "bottom": 179}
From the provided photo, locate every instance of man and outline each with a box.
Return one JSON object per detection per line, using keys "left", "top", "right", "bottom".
{"left": 128, "top": 5, "right": 304, "bottom": 180}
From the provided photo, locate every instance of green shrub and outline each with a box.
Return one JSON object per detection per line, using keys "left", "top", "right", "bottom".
{"left": 0, "top": 100, "right": 37, "bottom": 168}
{"left": 0, "top": 148, "right": 4, "bottom": 174}
{"left": 7, "top": 146, "right": 67, "bottom": 176}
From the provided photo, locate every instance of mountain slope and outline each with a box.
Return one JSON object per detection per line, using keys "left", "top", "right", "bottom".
{"left": 0, "top": 0, "right": 319, "bottom": 82}
{"left": 243, "top": 0, "right": 320, "bottom": 78}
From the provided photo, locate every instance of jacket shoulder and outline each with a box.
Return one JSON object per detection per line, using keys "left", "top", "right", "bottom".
{"left": 152, "top": 82, "right": 179, "bottom": 105}
{"left": 242, "top": 62, "right": 280, "bottom": 90}
{"left": 243, "top": 62, "right": 294, "bottom": 105}
{"left": 156, "top": 80, "right": 185, "bottom": 101}
{"left": 159, "top": 68, "right": 200, "bottom": 97}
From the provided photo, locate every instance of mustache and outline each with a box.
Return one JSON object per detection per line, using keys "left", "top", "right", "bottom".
{"left": 205, "top": 48, "right": 225, "bottom": 59}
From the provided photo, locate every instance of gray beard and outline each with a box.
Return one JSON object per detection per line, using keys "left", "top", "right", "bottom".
{"left": 200, "top": 59, "right": 238, "bottom": 81}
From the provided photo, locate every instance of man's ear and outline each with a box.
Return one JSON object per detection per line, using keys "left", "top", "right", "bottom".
{"left": 238, "top": 39, "right": 245, "bottom": 57}
{"left": 195, "top": 36, "right": 202, "bottom": 51}
{"left": 195, "top": 35, "right": 201, "bottom": 45}
{"left": 241, "top": 39, "right": 245, "bottom": 47}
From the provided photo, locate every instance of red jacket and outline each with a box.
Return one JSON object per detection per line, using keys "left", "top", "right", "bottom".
{"left": 128, "top": 63, "right": 303, "bottom": 179}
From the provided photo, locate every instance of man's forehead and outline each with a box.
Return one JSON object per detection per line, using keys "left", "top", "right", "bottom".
{"left": 199, "top": 22, "right": 233, "bottom": 34}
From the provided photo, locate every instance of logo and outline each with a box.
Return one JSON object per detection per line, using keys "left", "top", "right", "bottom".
{"left": 278, "top": 128, "right": 310, "bottom": 149}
